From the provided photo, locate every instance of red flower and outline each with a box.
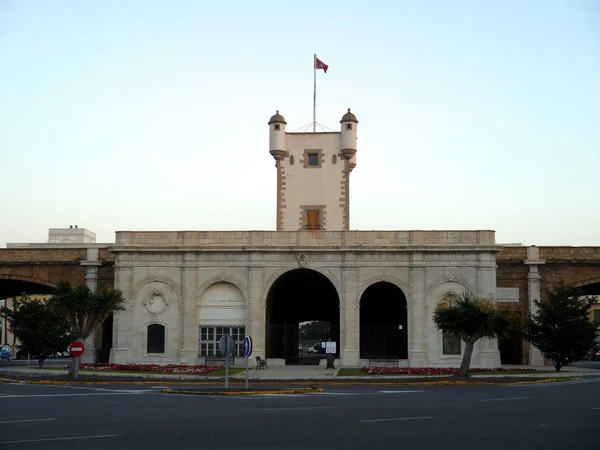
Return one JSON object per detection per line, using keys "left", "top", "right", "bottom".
{"left": 79, "top": 363, "right": 223, "bottom": 374}
{"left": 361, "top": 367, "right": 535, "bottom": 375}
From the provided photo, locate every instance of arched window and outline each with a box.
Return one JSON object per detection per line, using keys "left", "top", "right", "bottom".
{"left": 147, "top": 324, "right": 165, "bottom": 354}
{"left": 440, "top": 291, "right": 461, "bottom": 355}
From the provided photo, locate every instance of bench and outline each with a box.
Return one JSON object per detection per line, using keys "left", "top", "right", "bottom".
{"left": 204, "top": 355, "right": 235, "bottom": 365}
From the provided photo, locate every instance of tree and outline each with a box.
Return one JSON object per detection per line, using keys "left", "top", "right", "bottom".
{"left": 433, "top": 291, "right": 513, "bottom": 377}
{"left": 299, "top": 320, "right": 331, "bottom": 340}
{"left": 524, "top": 282, "right": 597, "bottom": 372}
{"left": 1, "top": 295, "right": 75, "bottom": 368}
{"left": 52, "top": 281, "right": 126, "bottom": 377}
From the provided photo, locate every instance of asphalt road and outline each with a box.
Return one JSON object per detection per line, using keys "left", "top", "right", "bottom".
{"left": 0, "top": 358, "right": 71, "bottom": 367}
{"left": 0, "top": 379, "right": 599, "bottom": 449}
{"left": 571, "top": 361, "right": 600, "bottom": 370}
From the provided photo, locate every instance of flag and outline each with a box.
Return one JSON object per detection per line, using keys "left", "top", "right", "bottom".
{"left": 315, "top": 57, "right": 328, "bottom": 73}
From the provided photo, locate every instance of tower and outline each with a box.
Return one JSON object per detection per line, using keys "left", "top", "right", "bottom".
{"left": 269, "top": 109, "right": 358, "bottom": 231}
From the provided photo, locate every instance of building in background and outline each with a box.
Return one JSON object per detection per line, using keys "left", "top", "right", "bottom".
{"left": 1, "top": 110, "right": 599, "bottom": 367}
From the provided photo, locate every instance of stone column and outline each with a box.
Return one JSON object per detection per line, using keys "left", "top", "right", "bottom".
{"left": 179, "top": 255, "right": 198, "bottom": 365}
{"left": 248, "top": 266, "right": 265, "bottom": 363}
{"left": 110, "top": 263, "right": 133, "bottom": 364}
{"left": 525, "top": 246, "right": 546, "bottom": 366}
{"left": 340, "top": 266, "right": 359, "bottom": 367}
{"left": 409, "top": 253, "right": 427, "bottom": 367}
{"left": 80, "top": 248, "right": 101, "bottom": 363}
{"left": 476, "top": 255, "right": 501, "bottom": 367}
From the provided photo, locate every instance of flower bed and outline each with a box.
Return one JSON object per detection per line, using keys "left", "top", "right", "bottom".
{"left": 79, "top": 363, "right": 223, "bottom": 374}
{"left": 362, "top": 367, "right": 538, "bottom": 375}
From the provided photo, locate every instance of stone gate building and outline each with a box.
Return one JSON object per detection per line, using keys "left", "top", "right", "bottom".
{"left": 108, "top": 109, "right": 502, "bottom": 368}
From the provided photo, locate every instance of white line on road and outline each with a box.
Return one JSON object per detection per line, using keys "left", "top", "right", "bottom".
{"left": 0, "top": 418, "right": 55, "bottom": 424}
{"left": 379, "top": 390, "right": 425, "bottom": 394}
{"left": 260, "top": 406, "right": 338, "bottom": 411}
{"left": 313, "top": 392, "right": 357, "bottom": 395}
{"left": 35, "top": 384, "right": 148, "bottom": 393}
{"left": 361, "top": 416, "right": 435, "bottom": 423}
{"left": 0, "top": 392, "right": 146, "bottom": 399}
{"left": 476, "top": 396, "right": 532, "bottom": 402}
{"left": 0, "top": 434, "right": 118, "bottom": 445}
{"left": 592, "top": 407, "right": 600, "bottom": 410}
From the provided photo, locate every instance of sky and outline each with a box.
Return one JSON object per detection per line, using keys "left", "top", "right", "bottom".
{"left": 1, "top": 1, "right": 599, "bottom": 247}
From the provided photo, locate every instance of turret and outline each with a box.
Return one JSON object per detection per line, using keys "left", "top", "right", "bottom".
{"left": 340, "top": 108, "right": 358, "bottom": 172}
{"left": 268, "top": 110, "right": 287, "bottom": 161}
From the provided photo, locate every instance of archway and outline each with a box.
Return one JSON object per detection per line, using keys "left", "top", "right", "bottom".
{"left": 0, "top": 277, "right": 57, "bottom": 301}
{"left": 579, "top": 281, "right": 600, "bottom": 354}
{"left": 97, "top": 315, "right": 113, "bottom": 363}
{"left": 266, "top": 268, "right": 339, "bottom": 365}
{"left": 579, "top": 281, "right": 600, "bottom": 297}
{"left": 498, "top": 311, "right": 523, "bottom": 365}
{"left": 0, "top": 277, "right": 58, "bottom": 346}
{"left": 359, "top": 281, "right": 408, "bottom": 360}
{"left": 198, "top": 282, "right": 247, "bottom": 363}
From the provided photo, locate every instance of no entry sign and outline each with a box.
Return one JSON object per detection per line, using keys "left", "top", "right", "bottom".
{"left": 69, "top": 341, "right": 85, "bottom": 358}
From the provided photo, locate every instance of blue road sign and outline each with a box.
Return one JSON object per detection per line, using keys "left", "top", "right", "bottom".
{"left": 243, "top": 336, "right": 253, "bottom": 357}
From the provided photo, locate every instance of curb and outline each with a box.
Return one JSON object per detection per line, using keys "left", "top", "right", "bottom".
{"left": 0, "top": 377, "right": 575, "bottom": 386}
{"left": 160, "top": 387, "right": 324, "bottom": 396}
{"left": 0, "top": 377, "right": 20, "bottom": 384}
{"left": 403, "top": 378, "right": 574, "bottom": 386}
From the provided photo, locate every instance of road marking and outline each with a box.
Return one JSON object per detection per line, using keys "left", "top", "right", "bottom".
{"left": 0, "top": 434, "right": 118, "bottom": 445}
{"left": 313, "top": 392, "right": 357, "bottom": 395}
{"left": 254, "top": 394, "right": 310, "bottom": 398}
{"left": 379, "top": 390, "right": 424, "bottom": 394}
{"left": 260, "top": 406, "right": 338, "bottom": 411}
{"left": 35, "top": 384, "right": 148, "bottom": 393}
{"left": 361, "top": 416, "right": 435, "bottom": 423}
{"left": 0, "top": 392, "right": 146, "bottom": 399}
{"left": 592, "top": 407, "right": 600, "bottom": 410}
{"left": 476, "top": 396, "right": 532, "bottom": 402}
{"left": 0, "top": 418, "right": 55, "bottom": 424}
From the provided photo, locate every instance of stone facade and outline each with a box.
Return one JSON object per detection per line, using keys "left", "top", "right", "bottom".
{"left": 496, "top": 245, "right": 600, "bottom": 364}
{"left": 109, "top": 230, "right": 502, "bottom": 368}
{"left": 0, "top": 244, "right": 115, "bottom": 362}
{"left": 4, "top": 109, "right": 598, "bottom": 369}
{"left": 269, "top": 110, "right": 357, "bottom": 231}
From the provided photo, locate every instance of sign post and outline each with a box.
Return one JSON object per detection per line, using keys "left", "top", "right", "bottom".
{"left": 242, "top": 336, "right": 253, "bottom": 389}
{"left": 68, "top": 341, "right": 85, "bottom": 380}
{"left": 219, "top": 335, "right": 235, "bottom": 390}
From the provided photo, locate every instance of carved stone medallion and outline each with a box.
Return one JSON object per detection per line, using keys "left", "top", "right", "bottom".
{"left": 143, "top": 290, "right": 169, "bottom": 315}
{"left": 296, "top": 253, "right": 308, "bottom": 267}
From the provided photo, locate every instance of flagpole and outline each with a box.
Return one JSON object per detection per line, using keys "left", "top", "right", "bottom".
{"left": 313, "top": 53, "right": 317, "bottom": 133}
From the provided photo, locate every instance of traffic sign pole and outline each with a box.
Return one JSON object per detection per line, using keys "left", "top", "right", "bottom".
{"left": 242, "top": 336, "right": 252, "bottom": 390}
{"left": 245, "top": 355, "right": 248, "bottom": 389}
{"left": 219, "top": 335, "right": 235, "bottom": 390}
{"left": 69, "top": 341, "right": 85, "bottom": 381}
{"left": 225, "top": 337, "right": 229, "bottom": 390}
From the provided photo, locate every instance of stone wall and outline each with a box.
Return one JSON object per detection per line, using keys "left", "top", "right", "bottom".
{"left": 114, "top": 230, "right": 497, "bottom": 247}
{"left": 495, "top": 245, "right": 600, "bottom": 365}
{"left": 110, "top": 230, "right": 501, "bottom": 368}
{"left": 0, "top": 248, "right": 87, "bottom": 288}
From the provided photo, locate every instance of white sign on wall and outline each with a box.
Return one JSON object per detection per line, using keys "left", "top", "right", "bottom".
{"left": 325, "top": 341, "right": 337, "bottom": 354}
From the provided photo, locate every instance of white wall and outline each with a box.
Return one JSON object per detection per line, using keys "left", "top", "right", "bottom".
{"left": 281, "top": 132, "right": 346, "bottom": 231}
{"left": 199, "top": 282, "right": 246, "bottom": 325}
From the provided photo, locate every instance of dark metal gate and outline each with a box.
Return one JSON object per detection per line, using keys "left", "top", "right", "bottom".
{"left": 360, "top": 324, "right": 408, "bottom": 360}
{"left": 268, "top": 324, "right": 340, "bottom": 365}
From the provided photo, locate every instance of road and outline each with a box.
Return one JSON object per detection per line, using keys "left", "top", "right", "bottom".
{"left": 571, "top": 361, "right": 600, "bottom": 370}
{"left": 0, "top": 379, "right": 599, "bottom": 449}
{"left": 0, "top": 358, "right": 71, "bottom": 368}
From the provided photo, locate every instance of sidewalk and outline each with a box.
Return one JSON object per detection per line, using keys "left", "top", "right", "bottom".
{"left": 1, "top": 364, "right": 599, "bottom": 382}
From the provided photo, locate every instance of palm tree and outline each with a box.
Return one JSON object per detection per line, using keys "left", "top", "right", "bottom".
{"left": 433, "top": 291, "right": 512, "bottom": 377}
{"left": 53, "top": 281, "right": 126, "bottom": 377}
